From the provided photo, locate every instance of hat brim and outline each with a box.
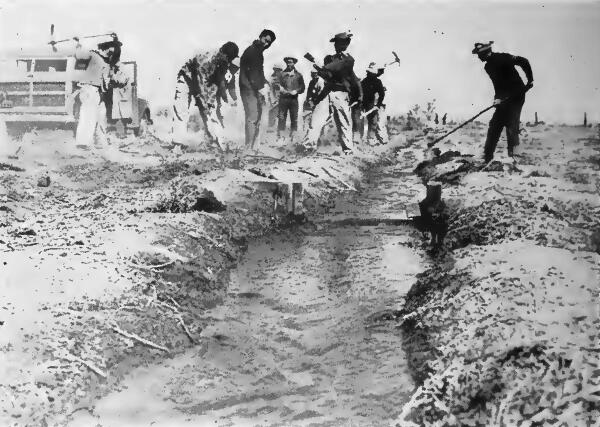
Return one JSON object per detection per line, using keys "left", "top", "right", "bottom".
{"left": 472, "top": 44, "right": 492, "bottom": 54}
{"left": 283, "top": 57, "right": 298, "bottom": 63}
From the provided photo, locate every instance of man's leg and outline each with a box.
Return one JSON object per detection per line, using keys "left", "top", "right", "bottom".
{"left": 483, "top": 107, "right": 507, "bottom": 162}
{"left": 76, "top": 85, "right": 101, "bottom": 147}
{"left": 172, "top": 79, "right": 190, "bottom": 142}
{"left": 289, "top": 97, "right": 299, "bottom": 139}
{"left": 240, "top": 88, "right": 260, "bottom": 148}
{"left": 330, "top": 91, "right": 354, "bottom": 152}
{"left": 277, "top": 97, "right": 289, "bottom": 138}
{"left": 302, "top": 96, "right": 330, "bottom": 149}
{"left": 505, "top": 96, "right": 525, "bottom": 157}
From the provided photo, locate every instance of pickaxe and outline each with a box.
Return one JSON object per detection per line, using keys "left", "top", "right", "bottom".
{"left": 48, "top": 24, "right": 116, "bottom": 52}
{"left": 383, "top": 51, "right": 401, "bottom": 68}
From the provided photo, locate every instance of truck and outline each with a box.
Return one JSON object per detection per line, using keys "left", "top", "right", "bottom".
{"left": 0, "top": 50, "right": 151, "bottom": 139}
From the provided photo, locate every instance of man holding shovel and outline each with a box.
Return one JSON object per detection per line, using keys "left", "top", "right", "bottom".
{"left": 473, "top": 41, "right": 533, "bottom": 162}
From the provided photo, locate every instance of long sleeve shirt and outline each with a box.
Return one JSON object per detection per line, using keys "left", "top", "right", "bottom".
{"left": 361, "top": 74, "right": 385, "bottom": 109}
{"left": 484, "top": 52, "right": 533, "bottom": 99}
{"left": 177, "top": 49, "right": 232, "bottom": 107}
{"left": 239, "top": 40, "right": 267, "bottom": 92}
{"left": 278, "top": 69, "right": 305, "bottom": 97}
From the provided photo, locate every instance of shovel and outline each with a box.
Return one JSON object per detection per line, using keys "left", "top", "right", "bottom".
{"left": 427, "top": 85, "right": 532, "bottom": 148}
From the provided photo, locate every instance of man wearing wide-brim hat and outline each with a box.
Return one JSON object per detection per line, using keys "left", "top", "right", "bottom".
{"left": 302, "top": 31, "right": 363, "bottom": 155}
{"left": 473, "top": 41, "right": 534, "bottom": 162}
{"left": 360, "top": 62, "right": 387, "bottom": 145}
{"left": 277, "top": 56, "right": 305, "bottom": 142}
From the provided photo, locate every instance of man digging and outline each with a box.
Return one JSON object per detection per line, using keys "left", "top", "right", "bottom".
{"left": 473, "top": 41, "right": 534, "bottom": 163}
{"left": 302, "top": 31, "right": 363, "bottom": 155}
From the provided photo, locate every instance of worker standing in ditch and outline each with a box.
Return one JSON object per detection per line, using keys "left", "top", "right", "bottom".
{"left": 72, "top": 35, "right": 121, "bottom": 150}
{"left": 360, "top": 62, "right": 387, "bottom": 145}
{"left": 277, "top": 56, "right": 305, "bottom": 143}
{"left": 302, "top": 31, "right": 362, "bottom": 155}
{"left": 239, "top": 29, "right": 277, "bottom": 149}
{"left": 472, "top": 41, "right": 533, "bottom": 163}
{"left": 172, "top": 41, "right": 240, "bottom": 151}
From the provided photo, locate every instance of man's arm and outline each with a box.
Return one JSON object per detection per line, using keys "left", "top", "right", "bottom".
{"left": 513, "top": 55, "right": 533, "bottom": 85}
{"left": 376, "top": 80, "right": 385, "bottom": 107}
{"left": 297, "top": 73, "right": 305, "bottom": 95}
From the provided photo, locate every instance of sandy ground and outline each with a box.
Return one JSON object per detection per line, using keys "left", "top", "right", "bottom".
{"left": 1, "top": 113, "right": 598, "bottom": 426}
{"left": 0, "top": 115, "right": 415, "bottom": 426}
{"left": 393, "top": 123, "right": 600, "bottom": 426}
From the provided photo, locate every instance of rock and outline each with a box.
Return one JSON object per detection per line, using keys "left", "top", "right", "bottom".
{"left": 37, "top": 175, "right": 51, "bottom": 187}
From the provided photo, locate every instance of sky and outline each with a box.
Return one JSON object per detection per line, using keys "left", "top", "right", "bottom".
{"left": 1, "top": 0, "right": 599, "bottom": 124}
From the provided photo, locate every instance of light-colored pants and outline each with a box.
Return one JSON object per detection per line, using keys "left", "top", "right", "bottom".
{"left": 303, "top": 91, "right": 353, "bottom": 151}
{"left": 76, "top": 84, "right": 105, "bottom": 146}
{"left": 172, "top": 78, "right": 224, "bottom": 148}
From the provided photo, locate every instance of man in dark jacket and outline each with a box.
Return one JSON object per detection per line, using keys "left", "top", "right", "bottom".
{"left": 303, "top": 31, "right": 363, "bottom": 155}
{"left": 361, "top": 62, "right": 386, "bottom": 145}
{"left": 303, "top": 71, "right": 322, "bottom": 111}
{"left": 473, "top": 41, "right": 533, "bottom": 162}
{"left": 277, "top": 56, "right": 305, "bottom": 142}
{"left": 239, "top": 29, "right": 276, "bottom": 148}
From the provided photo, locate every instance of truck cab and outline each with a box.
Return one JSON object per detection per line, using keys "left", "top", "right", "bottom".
{"left": 0, "top": 51, "right": 150, "bottom": 137}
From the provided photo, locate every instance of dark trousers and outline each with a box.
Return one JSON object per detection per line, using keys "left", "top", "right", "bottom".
{"left": 277, "top": 95, "right": 299, "bottom": 135}
{"left": 484, "top": 95, "right": 525, "bottom": 162}
{"left": 240, "top": 87, "right": 263, "bottom": 148}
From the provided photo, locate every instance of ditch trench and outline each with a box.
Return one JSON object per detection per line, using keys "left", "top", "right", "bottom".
{"left": 71, "top": 154, "right": 428, "bottom": 426}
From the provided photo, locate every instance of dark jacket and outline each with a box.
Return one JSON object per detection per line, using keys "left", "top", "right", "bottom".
{"left": 278, "top": 69, "right": 305, "bottom": 97}
{"left": 361, "top": 73, "right": 385, "bottom": 109}
{"left": 317, "top": 52, "right": 363, "bottom": 103}
{"left": 304, "top": 78, "right": 322, "bottom": 109}
{"left": 484, "top": 52, "right": 533, "bottom": 99}
{"left": 239, "top": 40, "right": 267, "bottom": 92}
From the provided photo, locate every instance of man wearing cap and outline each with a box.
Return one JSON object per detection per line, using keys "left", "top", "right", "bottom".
{"left": 268, "top": 65, "right": 283, "bottom": 129}
{"left": 172, "top": 41, "right": 240, "bottom": 150}
{"left": 472, "top": 41, "right": 534, "bottom": 162}
{"left": 303, "top": 31, "right": 362, "bottom": 155}
{"left": 277, "top": 56, "right": 305, "bottom": 142}
{"left": 72, "top": 35, "right": 121, "bottom": 149}
{"left": 303, "top": 70, "right": 322, "bottom": 112}
{"left": 361, "top": 62, "right": 387, "bottom": 145}
{"left": 239, "top": 29, "right": 276, "bottom": 148}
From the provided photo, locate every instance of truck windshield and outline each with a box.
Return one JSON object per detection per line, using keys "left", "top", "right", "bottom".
{"left": 34, "top": 59, "right": 68, "bottom": 72}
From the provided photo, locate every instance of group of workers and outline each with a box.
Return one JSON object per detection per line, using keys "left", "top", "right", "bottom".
{"left": 170, "top": 29, "right": 391, "bottom": 156}
{"left": 73, "top": 30, "right": 533, "bottom": 163}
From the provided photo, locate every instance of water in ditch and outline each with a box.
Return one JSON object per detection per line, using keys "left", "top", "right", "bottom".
{"left": 76, "top": 156, "right": 427, "bottom": 426}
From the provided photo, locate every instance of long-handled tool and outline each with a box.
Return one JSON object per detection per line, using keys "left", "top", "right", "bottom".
{"left": 383, "top": 51, "right": 401, "bottom": 68}
{"left": 427, "top": 86, "right": 532, "bottom": 148}
{"left": 361, "top": 106, "right": 378, "bottom": 119}
{"left": 426, "top": 104, "right": 495, "bottom": 148}
{"left": 48, "top": 24, "right": 115, "bottom": 51}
